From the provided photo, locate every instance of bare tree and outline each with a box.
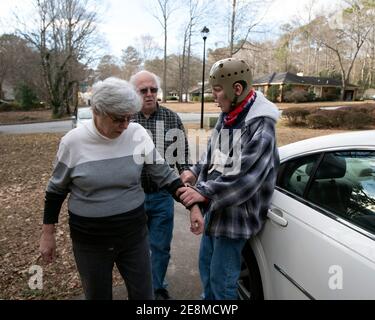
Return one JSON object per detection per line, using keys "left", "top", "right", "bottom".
{"left": 0, "top": 34, "right": 43, "bottom": 102}
{"left": 121, "top": 46, "right": 142, "bottom": 80}
{"left": 305, "top": 0, "right": 375, "bottom": 100}
{"left": 0, "top": 34, "right": 20, "bottom": 99}
{"left": 135, "top": 34, "right": 162, "bottom": 64}
{"left": 17, "top": 0, "right": 100, "bottom": 116}
{"left": 178, "top": 0, "right": 213, "bottom": 102}
{"left": 150, "top": 0, "right": 178, "bottom": 102}
{"left": 96, "top": 54, "right": 122, "bottom": 80}
{"left": 228, "top": 0, "right": 274, "bottom": 56}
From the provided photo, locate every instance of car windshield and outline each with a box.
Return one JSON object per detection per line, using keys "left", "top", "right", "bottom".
{"left": 78, "top": 108, "right": 92, "bottom": 119}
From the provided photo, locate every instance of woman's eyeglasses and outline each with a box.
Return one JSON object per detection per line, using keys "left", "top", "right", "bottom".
{"left": 107, "top": 114, "right": 134, "bottom": 123}
{"left": 139, "top": 87, "right": 158, "bottom": 95}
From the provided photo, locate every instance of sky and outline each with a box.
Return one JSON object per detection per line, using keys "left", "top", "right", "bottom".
{"left": 0, "top": 0, "right": 342, "bottom": 60}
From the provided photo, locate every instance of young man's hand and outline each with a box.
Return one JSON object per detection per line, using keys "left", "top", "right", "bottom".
{"left": 189, "top": 204, "right": 204, "bottom": 235}
{"left": 180, "top": 170, "right": 197, "bottom": 186}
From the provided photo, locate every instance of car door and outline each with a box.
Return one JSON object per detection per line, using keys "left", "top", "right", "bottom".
{"left": 257, "top": 150, "right": 375, "bottom": 299}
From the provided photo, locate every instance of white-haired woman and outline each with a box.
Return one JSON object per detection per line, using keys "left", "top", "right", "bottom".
{"left": 39, "top": 77, "right": 203, "bottom": 300}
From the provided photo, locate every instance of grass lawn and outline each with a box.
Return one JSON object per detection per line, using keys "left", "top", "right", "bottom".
{"left": 1, "top": 100, "right": 374, "bottom": 125}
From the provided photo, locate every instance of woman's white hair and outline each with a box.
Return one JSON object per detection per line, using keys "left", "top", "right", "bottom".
{"left": 91, "top": 77, "right": 142, "bottom": 116}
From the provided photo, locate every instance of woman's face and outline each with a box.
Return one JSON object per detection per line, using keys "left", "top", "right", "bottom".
{"left": 94, "top": 112, "right": 133, "bottom": 139}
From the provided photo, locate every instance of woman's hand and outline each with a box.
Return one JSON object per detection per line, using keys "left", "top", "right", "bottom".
{"left": 189, "top": 204, "right": 204, "bottom": 235}
{"left": 40, "top": 224, "right": 56, "bottom": 264}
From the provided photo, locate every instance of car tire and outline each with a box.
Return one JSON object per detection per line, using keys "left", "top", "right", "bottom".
{"left": 238, "top": 241, "right": 264, "bottom": 300}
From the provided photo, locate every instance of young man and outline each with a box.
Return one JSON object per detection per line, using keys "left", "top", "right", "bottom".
{"left": 130, "top": 71, "right": 191, "bottom": 300}
{"left": 179, "top": 58, "right": 280, "bottom": 300}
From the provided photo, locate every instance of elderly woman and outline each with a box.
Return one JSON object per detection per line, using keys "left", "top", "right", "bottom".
{"left": 39, "top": 77, "right": 203, "bottom": 300}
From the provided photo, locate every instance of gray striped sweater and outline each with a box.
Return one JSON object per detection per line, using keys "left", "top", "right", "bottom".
{"left": 44, "top": 119, "right": 181, "bottom": 223}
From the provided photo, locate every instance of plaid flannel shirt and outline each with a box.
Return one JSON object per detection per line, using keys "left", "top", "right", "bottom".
{"left": 190, "top": 92, "right": 280, "bottom": 239}
{"left": 133, "top": 104, "right": 190, "bottom": 193}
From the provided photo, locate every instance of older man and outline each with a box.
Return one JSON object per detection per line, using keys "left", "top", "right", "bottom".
{"left": 130, "top": 71, "right": 191, "bottom": 300}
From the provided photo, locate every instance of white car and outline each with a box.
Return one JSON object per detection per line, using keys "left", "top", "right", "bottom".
{"left": 72, "top": 106, "right": 92, "bottom": 129}
{"left": 239, "top": 130, "right": 375, "bottom": 300}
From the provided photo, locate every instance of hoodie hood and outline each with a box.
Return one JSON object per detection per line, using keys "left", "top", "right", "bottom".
{"left": 245, "top": 91, "right": 280, "bottom": 124}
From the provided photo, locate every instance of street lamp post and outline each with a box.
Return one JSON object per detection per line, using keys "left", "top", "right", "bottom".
{"left": 200, "top": 26, "right": 209, "bottom": 129}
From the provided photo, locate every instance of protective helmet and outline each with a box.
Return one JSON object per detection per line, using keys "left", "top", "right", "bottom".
{"left": 209, "top": 58, "right": 252, "bottom": 104}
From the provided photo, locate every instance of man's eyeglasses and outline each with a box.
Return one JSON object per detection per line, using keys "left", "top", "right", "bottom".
{"left": 107, "top": 114, "right": 134, "bottom": 123}
{"left": 139, "top": 87, "right": 158, "bottom": 95}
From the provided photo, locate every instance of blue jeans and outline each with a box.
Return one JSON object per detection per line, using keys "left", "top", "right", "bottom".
{"left": 199, "top": 215, "right": 247, "bottom": 300}
{"left": 144, "top": 189, "right": 174, "bottom": 291}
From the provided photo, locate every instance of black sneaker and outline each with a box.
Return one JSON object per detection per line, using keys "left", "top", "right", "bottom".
{"left": 154, "top": 288, "right": 171, "bottom": 300}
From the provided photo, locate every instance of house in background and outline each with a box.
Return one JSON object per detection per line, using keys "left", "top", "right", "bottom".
{"left": 189, "top": 82, "right": 212, "bottom": 101}
{"left": 253, "top": 72, "right": 359, "bottom": 102}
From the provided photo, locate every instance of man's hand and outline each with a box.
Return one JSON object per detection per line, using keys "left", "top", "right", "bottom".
{"left": 40, "top": 224, "right": 56, "bottom": 264}
{"left": 180, "top": 170, "right": 197, "bottom": 186}
{"left": 190, "top": 204, "right": 204, "bottom": 235}
{"left": 177, "top": 186, "right": 206, "bottom": 208}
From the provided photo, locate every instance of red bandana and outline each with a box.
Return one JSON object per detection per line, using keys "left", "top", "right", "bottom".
{"left": 224, "top": 90, "right": 255, "bottom": 127}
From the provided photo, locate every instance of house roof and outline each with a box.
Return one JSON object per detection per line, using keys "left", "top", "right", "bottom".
{"left": 189, "top": 86, "right": 212, "bottom": 94}
{"left": 253, "top": 72, "right": 357, "bottom": 88}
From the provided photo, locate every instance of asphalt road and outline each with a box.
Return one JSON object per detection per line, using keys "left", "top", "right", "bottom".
{"left": 0, "top": 120, "right": 72, "bottom": 134}
{"left": 0, "top": 113, "right": 221, "bottom": 135}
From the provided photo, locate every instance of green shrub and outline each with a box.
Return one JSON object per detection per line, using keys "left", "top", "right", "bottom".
{"left": 15, "top": 84, "right": 39, "bottom": 110}
{"left": 266, "top": 85, "right": 280, "bottom": 102}
{"left": 307, "top": 91, "right": 316, "bottom": 102}
{"left": 323, "top": 109, "right": 347, "bottom": 127}
{"left": 166, "top": 96, "right": 178, "bottom": 101}
{"left": 0, "top": 101, "right": 21, "bottom": 112}
{"left": 306, "top": 112, "right": 332, "bottom": 129}
{"left": 325, "top": 93, "right": 339, "bottom": 101}
{"left": 204, "top": 96, "right": 215, "bottom": 102}
{"left": 284, "top": 90, "right": 309, "bottom": 103}
{"left": 284, "top": 84, "right": 293, "bottom": 93}
{"left": 208, "top": 116, "right": 219, "bottom": 128}
{"left": 191, "top": 96, "right": 214, "bottom": 102}
{"left": 343, "top": 111, "right": 373, "bottom": 129}
{"left": 282, "top": 107, "right": 311, "bottom": 125}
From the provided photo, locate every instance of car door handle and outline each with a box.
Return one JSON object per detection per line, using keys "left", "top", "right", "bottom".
{"left": 267, "top": 208, "right": 288, "bottom": 227}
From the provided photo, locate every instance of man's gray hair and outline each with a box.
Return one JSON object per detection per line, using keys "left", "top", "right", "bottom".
{"left": 129, "top": 70, "right": 161, "bottom": 89}
{"left": 91, "top": 77, "right": 142, "bottom": 115}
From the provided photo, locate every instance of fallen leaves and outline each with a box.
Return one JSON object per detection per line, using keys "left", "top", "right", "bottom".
{"left": 0, "top": 133, "right": 124, "bottom": 300}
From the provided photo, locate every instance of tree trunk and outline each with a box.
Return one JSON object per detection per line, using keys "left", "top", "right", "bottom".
{"left": 230, "top": 0, "right": 236, "bottom": 57}
{"left": 163, "top": 24, "right": 167, "bottom": 103}
{"left": 341, "top": 77, "right": 346, "bottom": 101}
{"left": 185, "top": 24, "right": 192, "bottom": 103}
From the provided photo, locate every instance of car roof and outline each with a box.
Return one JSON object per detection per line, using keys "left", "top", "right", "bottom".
{"left": 279, "top": 130, "right": 375, "bottom": 160}
{"left": 78, "top": 106, "right": 91, "bottom": 111}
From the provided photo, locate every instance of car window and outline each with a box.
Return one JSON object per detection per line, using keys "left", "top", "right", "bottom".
{"left": 306, "top": 151, "right": 375, "bottom": 235}
{"left": 277, "top": 154, "right": 321, "bottom": 197}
